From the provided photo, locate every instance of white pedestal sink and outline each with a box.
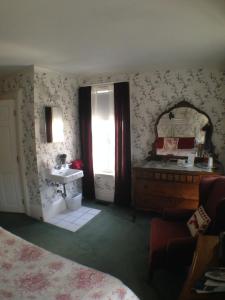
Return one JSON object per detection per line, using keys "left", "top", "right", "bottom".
{"left": 48, "top": 167, "right": 84, "bottom": 184}
{"left": 45, "top": 166, "right": 84, "bottom": 220}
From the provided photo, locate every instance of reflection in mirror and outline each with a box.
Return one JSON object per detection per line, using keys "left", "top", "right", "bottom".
{"left": 45, "top": 106, "right": 64, "bottom": 143}
{"left": 154, "top": 101, "right": 213, "bottom": 157}
{"left": 158, "top": 107, "right": 208, "bottom": 141}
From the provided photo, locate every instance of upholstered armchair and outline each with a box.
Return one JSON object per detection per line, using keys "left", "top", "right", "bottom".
{"left": 149, "top": 176, "right": 225, "bottom": 275}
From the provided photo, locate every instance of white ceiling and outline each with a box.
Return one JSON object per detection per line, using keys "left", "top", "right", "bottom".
{"left": 0, "top": 0, "right": 225, "bottom": 75}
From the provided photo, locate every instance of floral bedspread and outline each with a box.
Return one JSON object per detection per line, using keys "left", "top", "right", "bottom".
{"left": 0, "top": 227, "right": 139, "bottom": 300}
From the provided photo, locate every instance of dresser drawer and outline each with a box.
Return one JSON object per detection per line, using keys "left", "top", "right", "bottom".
{"left": 134, "top": 178, "right": 198, "bottom": 200}
{"left": 136, "top": 169, "right": 201, "bottom": 184}
{"left": 132, "top": 166, "right": 216, "bottom": 213}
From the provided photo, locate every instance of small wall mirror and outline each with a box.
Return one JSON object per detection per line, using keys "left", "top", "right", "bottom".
{"left": 45, "top": 106, "right": 64, "bottom": 143}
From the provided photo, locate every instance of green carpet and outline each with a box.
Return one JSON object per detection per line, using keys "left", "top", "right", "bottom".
{"left": 0, "top": 201, "right": 185, "bottom": 300}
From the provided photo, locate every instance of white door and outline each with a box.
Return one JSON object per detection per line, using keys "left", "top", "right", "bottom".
{"left": 0, "top": 100, "right": 24, "bottom": 212}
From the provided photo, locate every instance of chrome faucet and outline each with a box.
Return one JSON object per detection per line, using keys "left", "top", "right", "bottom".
{"left": 55, "top": 163, "right": 62, "bottom": 170}
{"left": 55, "top": 154, "right": 67, "bottom": 170}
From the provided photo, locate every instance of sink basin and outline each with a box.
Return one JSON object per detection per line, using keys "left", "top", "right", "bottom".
{"left": 48, "top": 168, "right": 84, "bottom": 184}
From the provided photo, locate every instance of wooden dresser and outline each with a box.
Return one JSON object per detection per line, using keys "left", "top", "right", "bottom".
{"left": 132, "top": 161, "right": 218, "bottom": 213}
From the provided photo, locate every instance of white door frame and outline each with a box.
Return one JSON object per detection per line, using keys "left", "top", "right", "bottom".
{"left": 0, "top": 90, "right": 30, "bottom": 214}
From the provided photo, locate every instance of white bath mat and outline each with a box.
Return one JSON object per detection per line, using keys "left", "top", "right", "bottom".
{"left": 47, "top": 206, "right": 101, "bottom": 232}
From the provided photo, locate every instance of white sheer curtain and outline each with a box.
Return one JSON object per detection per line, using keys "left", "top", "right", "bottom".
{"left": 91, "top": 85, "right": 115, "bottom": 175}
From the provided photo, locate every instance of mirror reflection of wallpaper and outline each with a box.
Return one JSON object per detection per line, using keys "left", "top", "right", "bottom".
{"left": 157, "top": 107, "right": 208, "bottom": 143}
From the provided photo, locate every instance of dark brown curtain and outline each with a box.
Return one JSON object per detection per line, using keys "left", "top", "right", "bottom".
{"left": 78, "top": 86, "right": 95, "bottom": 200}
{"left": 114, "top": 82, "right": 131, "bottom": 205}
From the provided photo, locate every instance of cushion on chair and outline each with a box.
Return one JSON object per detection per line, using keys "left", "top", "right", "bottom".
{"left": 149, "top": 218, "right": 190, "bottom": 270}
{"left": 187, "top": 206, "right": 211, "bottom": 237}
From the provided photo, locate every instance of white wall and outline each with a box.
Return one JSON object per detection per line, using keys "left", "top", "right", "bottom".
{"left": 0, "top": 67, "right": 42, "bottom": 219}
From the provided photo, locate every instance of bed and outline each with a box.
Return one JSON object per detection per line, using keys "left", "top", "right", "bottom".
{"left": 0, "top": 227, "right": 139, "bottom": 300}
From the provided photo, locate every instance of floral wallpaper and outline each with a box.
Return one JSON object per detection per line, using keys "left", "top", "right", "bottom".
{"left": 79, "top": 68, "right": 225, "bottom": 167}
{"left": 0, "top": 67, "right": 81, "bottom": 220}
{"left": 79, "top": 68, "right": 225, "bottom": 198}
{"left": 0, "top": 67, "right": 42, "bottom": 219}
{"left": 34, "top": 67, "right": 80, "bottom": 220}
{"left": 0, "top": 66, "right": 224, "bottom": 218}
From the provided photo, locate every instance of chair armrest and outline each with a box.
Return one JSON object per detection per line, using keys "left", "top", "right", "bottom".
{"left": 163, "top": 208, "right": 195, "bottom": 222}
{"left": 199, "top": 176, "right": 220, "bottom": 206}
{"left": 166, "top": 237, "right": 197, "bottom": 268}
{"left": 211, "top": 199, "right": 225, "bottom": 234}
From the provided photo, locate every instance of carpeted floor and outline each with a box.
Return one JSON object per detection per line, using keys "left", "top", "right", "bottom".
{"left": 0, "top": 201, "right": 185, "bottom": 300}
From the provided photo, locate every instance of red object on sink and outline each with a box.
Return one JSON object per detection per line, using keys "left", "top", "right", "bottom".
{"left": 70, "top": 159, "right": 83, "bottom": 170}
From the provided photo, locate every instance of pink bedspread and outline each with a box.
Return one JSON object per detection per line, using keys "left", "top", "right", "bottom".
{"left": 0, "top": 227, "right": 139, "bottom": 300}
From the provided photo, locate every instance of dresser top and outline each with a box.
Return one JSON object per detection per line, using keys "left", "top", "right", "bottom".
{"left": 134, "top": 160, "right": 215, "bottom": 174}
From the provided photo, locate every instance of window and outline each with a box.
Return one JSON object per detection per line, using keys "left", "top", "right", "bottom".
{"left": 91, "top": 85, "right": 115, "bottom": 175}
